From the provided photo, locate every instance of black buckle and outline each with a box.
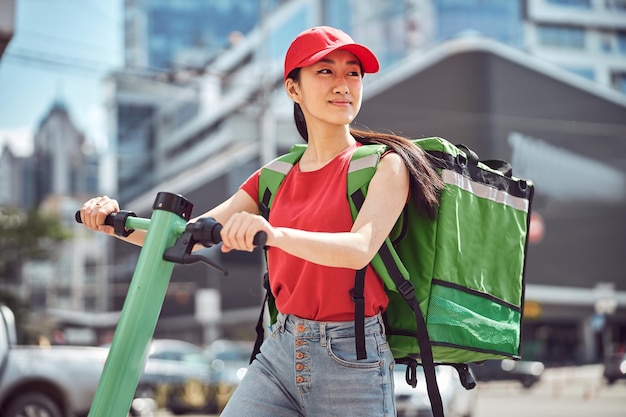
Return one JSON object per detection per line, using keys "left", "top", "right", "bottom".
{"left": 350, "top": 288, "right": 364, "bottom": 302}
{"left": 397, "top": 280, "right": 415, "bottom": 300}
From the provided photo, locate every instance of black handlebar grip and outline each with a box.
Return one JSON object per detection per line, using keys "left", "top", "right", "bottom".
{"left": 191, "top": 218, "right": 222, "bottom": 247}
{"left": 74, "top": 210, "right": 115, "bottom": 227}
{"left": 75, "top": 210, "right": 135, "bottom": 237}
{"left": 253, "top": 231, "right": 268, "bottom": 248}
{"left": 193, "top": 218, "right": 267, "bottom": 248}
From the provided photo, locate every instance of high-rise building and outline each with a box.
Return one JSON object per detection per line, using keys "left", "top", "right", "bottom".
{"left": 31, "top": 101, "right": 99, "bottom": 206}
{"left": 123, "top": 0, "right": 290, "bottom": 71}
{"left": 434, "top": 0, "right": 524, "bottom": 47}
{"left": 0, "top": 101, "right": 110, "bottom": 325}
{"left": 524, "top": 0, "right": 626, "bottom": 94}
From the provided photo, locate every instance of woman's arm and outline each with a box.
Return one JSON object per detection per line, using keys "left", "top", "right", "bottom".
{"left": 83, "top": 152, "right": 408, "bottom": 265}
{"left": 79, "top": 189, "right": 260, "bottom": 248}
{"left": 192, "top": 189, "right": 260, "bottom": 225}
{"left": 220, "top": 152, "right": 410, "bottom": 269}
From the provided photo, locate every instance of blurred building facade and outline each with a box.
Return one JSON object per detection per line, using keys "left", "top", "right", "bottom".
{"left": 432, "top": 0, "right": 626, "bottom": 95}
{"left": 31, "top": 102, "right": 99, "bottom": 206}
{"left": 0, "top": 100, "right": 110, "bottom": 344}
{"left": 525, "top": 0, "right": 626, "bottom": 93}
{"left": 98, "top": 0, "right": 626, "bottom": 363}
{"left": 123, "top": 0, "right": 288, "bottom": 71}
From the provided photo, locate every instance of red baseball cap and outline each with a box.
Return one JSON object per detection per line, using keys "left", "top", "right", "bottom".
{"left": 284, "top": 26, "right": 380, "bottom": 80}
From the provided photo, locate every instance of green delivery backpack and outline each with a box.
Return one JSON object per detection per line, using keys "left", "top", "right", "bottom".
{"left": 252, "top": 136, "right": 534, "bottom": 417}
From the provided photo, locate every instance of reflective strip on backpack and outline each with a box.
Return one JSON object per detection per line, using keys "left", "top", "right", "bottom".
{"left": 442, "top": 169, "right": 529, "bottom": 213}
{"left": 348, "top": 153, "right": 379, "bottom": 174}
{"left": 264, "top": 159, "right": 295, "bottom": 175}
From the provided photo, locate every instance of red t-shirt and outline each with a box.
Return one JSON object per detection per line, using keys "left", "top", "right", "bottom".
{"left": 240, "top": 143, "right": 389, "bottom": 321}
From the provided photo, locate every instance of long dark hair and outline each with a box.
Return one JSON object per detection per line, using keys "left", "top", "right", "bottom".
{"left": 288, "top": 68, "right": 443, "bottom": 219}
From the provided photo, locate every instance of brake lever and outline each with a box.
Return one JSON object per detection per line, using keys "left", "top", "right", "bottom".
{"left": 162, "top": 217, "right": 267, "bottom": 274}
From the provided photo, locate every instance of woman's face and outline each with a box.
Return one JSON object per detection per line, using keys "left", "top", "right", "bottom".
{"left": 287, "top": 49, "right": 364, "bottom": 130}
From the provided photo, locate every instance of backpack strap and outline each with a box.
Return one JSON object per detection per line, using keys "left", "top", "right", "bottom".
{"left": 258, "top": 145, "right": 307, "bottom": 219}
{"left": 347, "top": 144, "right": 445, "bottom": 417}
{"left": 346, "top": 144, "right": 386, "bottom": 360}
{"left": 250, "top": 145, "right": 307, "bottom": 364}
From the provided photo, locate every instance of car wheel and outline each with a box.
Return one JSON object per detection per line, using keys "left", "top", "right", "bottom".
{"left": 4, "top": 392, "right": 64, "bottom": 417}
{"left": 131, "top": 385, "right": 158, "bottom": 416}
{"left": 521, "top": 377, "right": 536, "bottom": 389}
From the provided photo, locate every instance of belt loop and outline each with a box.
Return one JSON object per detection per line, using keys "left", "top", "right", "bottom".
{"left": 319, "top": 322, "right": 327, "bottom": 347}
{"left": 377, "top": 313, "right": 386, "bottom": 337}
{"left": 278, "top": 313, "right": 287, "bottom": 333}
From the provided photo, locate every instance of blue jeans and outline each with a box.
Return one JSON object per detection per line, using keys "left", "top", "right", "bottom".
{"left": 220, "top": 313, "right": 396, "bottom": 417}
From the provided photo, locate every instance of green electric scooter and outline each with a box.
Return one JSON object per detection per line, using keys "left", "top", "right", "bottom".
{"left": 76, "top": 191, "right": 265, "bottom": 417}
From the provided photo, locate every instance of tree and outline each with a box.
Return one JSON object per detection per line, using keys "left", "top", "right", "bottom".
{"left": 0, "top": 205, "right": 71, "bottom": 325}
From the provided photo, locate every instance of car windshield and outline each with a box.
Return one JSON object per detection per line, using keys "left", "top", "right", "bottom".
{"left": 206, "top": 340, "right": 252, "bottom": 362}
{"left": 147, "top": 339, "right": 207, "bottom": 363}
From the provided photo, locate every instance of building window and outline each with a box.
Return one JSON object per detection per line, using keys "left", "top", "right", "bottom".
{"left": 617, "top": 31, "right": 626, "bottom": 54}
{"left": 546, "top": 0, "right": 591, "bottom": 9}
{"left": 605, "top": 0, "right": 626, "bottom": 11}
{"left": 564, "top": 66, "right": 595, "bottom": 81}
{"left": 433, "top": 0, "right": 523, "bottom": 48}
{"left": 537, "top": 25, "right": 585, "bottom": 49}
{"left": 600, "top": 32, "right": 614, "bottom": 53}
{"left": 611, "top": 72, "right": 626, "bottom": 93}
{"left": 545, "top": 0, "right": 591, "bottom": 7}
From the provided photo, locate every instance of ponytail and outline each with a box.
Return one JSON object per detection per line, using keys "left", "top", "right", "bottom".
{"left": 351, "top": 128, "right": 444, "bottom": 219}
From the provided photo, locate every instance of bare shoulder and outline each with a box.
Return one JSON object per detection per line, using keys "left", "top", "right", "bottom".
{"left": 367, "top": 151, "right": 409, "bottom": 199}
{"left": 377, "top": 151, "right": 409, "bottom": 177}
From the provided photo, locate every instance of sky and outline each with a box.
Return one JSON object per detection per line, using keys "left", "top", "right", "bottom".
{"left": 0, "top": 0, "right": 123, "bottom": 157}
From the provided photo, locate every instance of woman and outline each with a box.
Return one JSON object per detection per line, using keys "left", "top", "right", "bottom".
{"left": 80, "top": 26, "right": 443, "bottom": 417}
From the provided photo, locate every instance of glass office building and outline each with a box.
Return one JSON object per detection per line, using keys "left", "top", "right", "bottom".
{"left": 125, "top": 0, "right": 288, "bottom": 71}
{"left": 433, "top": 0, "right": 523, "bottom": 47}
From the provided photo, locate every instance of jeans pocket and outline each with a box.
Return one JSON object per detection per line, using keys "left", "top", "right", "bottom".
{"left": 327, "top": 334, "right": 383, "bottom": 368}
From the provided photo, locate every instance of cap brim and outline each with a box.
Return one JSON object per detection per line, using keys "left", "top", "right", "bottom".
{"left": 297, "top": 43, "right": 380, "bottom": 74}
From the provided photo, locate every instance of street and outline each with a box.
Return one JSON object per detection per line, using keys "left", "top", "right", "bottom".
{"left": 155, "top": 365, "right": 625, "bottom": 417}
{"left": 473, "top": 365, "right": 625, "bottom": 417}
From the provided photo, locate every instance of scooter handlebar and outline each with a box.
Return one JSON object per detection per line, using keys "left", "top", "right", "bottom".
{"left": 75, "top": 211, "right": 267, "bottom": 248}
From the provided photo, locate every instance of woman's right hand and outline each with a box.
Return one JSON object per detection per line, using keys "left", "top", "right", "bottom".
{"left": 79, "top": 196, "right": 120, "bottom": 236}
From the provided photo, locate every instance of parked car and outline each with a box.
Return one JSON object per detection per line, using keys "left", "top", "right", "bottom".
{"left": 469, "top": 359, "right": 545, "bottom": 388}
{"left": 0, "top": 304, "right": 110, "bottom": 417}
{"left": 603, "top": 352, "right": 626, "bottom": 384}
{"left": 0, "top": 303, "right": 221, "bottom": 417}
{"left": 136, "top": 339, "right": 218, "bottom": 415}
{"left": 205, "top": 339, "right": 254, "bottom": 413}
{"left": 394, "top": 363, "right": 477, "bottom": 417}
